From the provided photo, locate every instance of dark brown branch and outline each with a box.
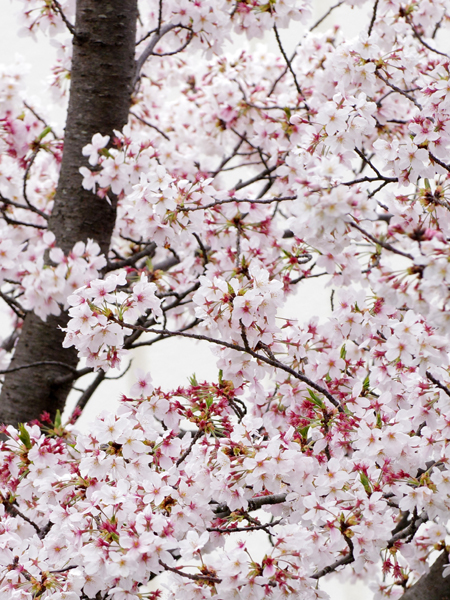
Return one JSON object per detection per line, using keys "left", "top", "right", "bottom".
{"left": 342, "top": 174, "right": 397, "bottom": 186}
{"left": 1, "top": 496, "right": 40, "bottom": 534}
{"left": 207, "top": 519, "right": 282, "bottom": 533}
{"left": 52, "top": 0, "right": 76, "bottom": 35}
{"left": 0, "top": 192, "right": 46, "bottom": 215}
{"left": 375, "top": 71, "right": 422, "bottom": 110}
{"left": 311, "top": 536, "right": 354, "bottom": 579}
{"left": 406, "top": 17, "right": 450, "bottom": 59}
{"left": 274, "top": 24, "right": 308, "bottom": 109}
{"left": 387, "top": 511, "right": 427, "bottom": 548}
{"left": 72, "top": 370, "right": 106, "bottom": 419}
{"left": 353, "top": 146, "right": 384, "bottom": 179}
{"left": 22, "top": 150, "right": 49, "bottom": 220}
{"left": 178, "top": 195, "right": 296, "bottom": 212}
{"left": 129, "top": 110, "right": 170, "bottom": 140}
{"left": 159, "top": 560, "right": 221, "bottom": 583}
{"left": 104, "top": 242, "right": 156, "bottom": 272}
{"left": 310, "top": 0, "right": 344, "bottom": 32}
{"left": 428, "top": 152, "right": 450, "bottom": 174}
{"left": 368, "top": 0, "right": 379, "bottom": 36}
{"left": 176, "top": 429, "right": 203, "bottom": 467}
{"left": 426, "top": 371, "right": 450, "bottom": 399}
{"left": 349, "top": 221, "right": 414, "bottom": 260}
{"left": 213, "top": 493, "right": 288, "bottom": 519}
{"left": 0, "top": 290, "right": 26, "bottom": 319}
{"left": 113, "top": 319, "right": 343, "bottom": 412}
{"left": 0, "top": 210, "right": 47, "bottom": 230}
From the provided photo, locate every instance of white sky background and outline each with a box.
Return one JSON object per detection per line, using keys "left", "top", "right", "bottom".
{"left": 1, "top": 2, "right": 372, "bottom": 598}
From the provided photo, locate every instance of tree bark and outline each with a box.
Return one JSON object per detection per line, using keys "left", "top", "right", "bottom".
{"left": 0, "top": 0, "right": 137, "bottom": 426}
{"left": 402, "top": 550, "right": 450, "bottom": 600}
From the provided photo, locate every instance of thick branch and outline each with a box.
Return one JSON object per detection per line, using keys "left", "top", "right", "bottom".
{"left": 401, "top": 550, "right": 449, "bottom": 600}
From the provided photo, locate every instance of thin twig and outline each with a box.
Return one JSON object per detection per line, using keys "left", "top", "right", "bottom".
{"left": 22, "top": 150, "right": 49, "bottom": 220}
{"left": 407, "top": 18, "right": 450, "bottom": 59}
{"left": 311, "top": 536, "right": 354, "bottom": 579}
{"left": 273, "top": 25, "right": 309, "bottom": 111}
{"left": 211, "top": 138, "right": 244, "bottom": 178}
{"left": 426, "top": 371, "right": 450, "bottom": 399}
{"left": 113, "top": 318, "right": 343, "bottom": 412}
{"left": 429, "top": 152, "right": 450, "bottom": 174}
{"left": 159, "top": 560, "right": 221, "bottom": 583}
{"left": 153, "top": 30, "right": 193, "bottom": 57}
{"left": 130, "top": 111, "right": 170, "bottom": 140}
{"left": 349, "top": 221, "right": 414, "bottom": 260}
{"left": 375, "top": 71, "right": 422, "bottom": 110}
{"left": 178, "top": 195, "right": 296, "bottom": 212}
{"left": 52, "top": 0, "right": 76, "bottom": 35}
{"left": 310, "top": 0, "right": 344, "bottom": 32}
{"left": 23, "top": 102, "right": 57, "bottom": 139}
{"left": 176, "top": 429, "right": 203, "bottom": 467}
{"left": 368, "top": 0, "right": 379, "bottom": 36}
{"left": 235, "top": 165, "right": 279, "bottom": 191}
{"left": 0, "top": 210, "right": 47, "bottom": 230}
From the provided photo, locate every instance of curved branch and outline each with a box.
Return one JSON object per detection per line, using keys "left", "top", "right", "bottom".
{"left": 52, "top": 0, "right": 76, "bottom": 35}
{"left": 113, "top": 319, "right": 343, "bottom": 412}
{"left": 133, "top": 23, "right": 192, "bottom": 88}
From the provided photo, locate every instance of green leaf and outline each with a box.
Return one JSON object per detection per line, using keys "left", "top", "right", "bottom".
{"left": 54, "top": 409, "right": 62, "bottom": 429}
{"left": 360, "top": 472, "right": 372, "bottom": 494}
{"left": 37, "top": 126, "right": 52, "bottom": 141}
{"left": 308, "top": 389, "right": 324, "bottom": 409}
{"left": 98, "top": 147, "right": 113, "bottom": 159}
{"left": 18, "top": 424, "right": 32, "bottom": 449}
{"left": 363, "top": 375, "right": 370, "bottom": 391}
{"left": 298, "top": 425, "right": 309, "bottom": 440}
{"left": 227, "top": 282, "right": 236, "bottom": 296}
{"left": 340, "top": 344, "right": 346, "bottom": 360}
{"left": 189, "top": 373, "right": 198, "bottom": 386}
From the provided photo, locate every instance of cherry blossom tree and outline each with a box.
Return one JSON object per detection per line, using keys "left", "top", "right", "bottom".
{"left": 1, "top": 0, "right": 450, "bottom": 599}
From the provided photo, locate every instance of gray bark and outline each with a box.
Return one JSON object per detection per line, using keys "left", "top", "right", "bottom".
{"left": 402, "top": 551, "right": 450, "bottom": 600}
{"left": 0, "top": 0, "right": 137, "bottom": 426}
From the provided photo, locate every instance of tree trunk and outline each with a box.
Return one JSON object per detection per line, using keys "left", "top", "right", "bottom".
{"left": 402, "top": 551, "right": 450, "bottom": 600}
{"left": 0, "top": 0, "right": 137, "bottom": 426}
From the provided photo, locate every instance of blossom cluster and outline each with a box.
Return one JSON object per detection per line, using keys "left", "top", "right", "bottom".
{"left": 64, "top": 271, "right": 162, "bottom": 370}
{"left": 3, "top": 0, "right": 450, "bottom": 598}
